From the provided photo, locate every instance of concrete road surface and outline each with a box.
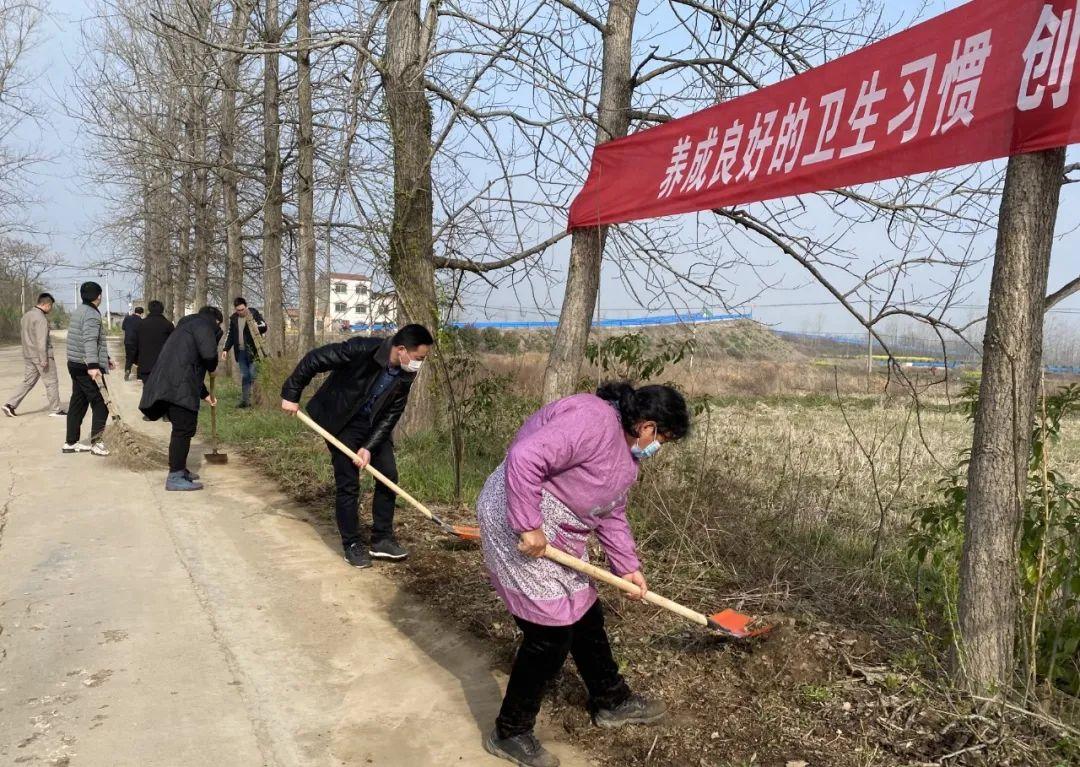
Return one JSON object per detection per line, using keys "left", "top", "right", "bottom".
{"left": 0, "top": 341, "right": 591, "bottom": 766}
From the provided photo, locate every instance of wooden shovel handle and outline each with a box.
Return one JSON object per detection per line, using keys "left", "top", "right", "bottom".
{"left": 542, "top": 545, "right": 710, "bottom": 627}
{"left": 295, "top": 410, "right": 437, "bottom": 524}
{"left": 297, "top": 409, "right": 710, "bottom": 629}
{"left": 208, "top": 374, "right": 218, "bottom": 439}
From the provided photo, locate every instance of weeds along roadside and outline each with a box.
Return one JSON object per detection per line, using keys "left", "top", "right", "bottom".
{"left": 198, "top": 351, "right": 1080, "bottom": 764}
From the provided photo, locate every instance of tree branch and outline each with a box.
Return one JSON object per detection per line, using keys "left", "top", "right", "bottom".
{"left": 1046, "top": 274, "right": 1080, "bottom": 311}
{"left": 432, "top": 232, "right": 568, "bottom": 273}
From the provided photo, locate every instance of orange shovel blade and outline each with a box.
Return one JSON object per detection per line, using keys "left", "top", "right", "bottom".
{"left": 707, "top": 609, "right": 775, "bottom": 639}
{"left": 452, "top": 525, "right": 481, "bottom": 541}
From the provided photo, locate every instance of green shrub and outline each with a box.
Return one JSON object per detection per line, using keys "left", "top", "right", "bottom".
{"left": 909, "top": 383, "right": 1080, "bottom": 693}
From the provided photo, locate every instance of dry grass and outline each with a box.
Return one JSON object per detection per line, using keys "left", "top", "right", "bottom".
{"left": 205, "top": 352, "right": 1080, "bottom": 766}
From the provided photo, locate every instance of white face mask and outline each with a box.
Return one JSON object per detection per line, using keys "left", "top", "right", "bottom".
{"left": 405, "top": 359, "right": 423, "bottom": 373}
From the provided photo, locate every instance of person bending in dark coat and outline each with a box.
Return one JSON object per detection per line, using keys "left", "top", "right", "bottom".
{"left": 131, "top": 300, "right": 174, "bottom": 384}
{"left": 280, "top": 323, "right": 433, "bottom": 568}
{"left": 139, "top": 306, "right": 223, "bottom": 491}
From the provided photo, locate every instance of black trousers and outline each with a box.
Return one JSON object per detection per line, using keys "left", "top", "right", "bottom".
{"left": 66, "top": 365, "right": 109, "bottom": 444}
{"left": 124, "top": 340, "right": 136, "bottom": 373}
{"left": 167, "top": 404, "right": 199, "bottom": 473}
{"left": 327, "top": 414, "right": 397, "bottom": 547}
{"left": 496, "top": 600, "right": 631, "bottom": 739}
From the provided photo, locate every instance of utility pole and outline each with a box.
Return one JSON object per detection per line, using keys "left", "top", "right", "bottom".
{"left": 866, "top": 297, "right": 873, "bottom": 391}
{"left": 104, "top": 276, "right": 112, "bottom": 330}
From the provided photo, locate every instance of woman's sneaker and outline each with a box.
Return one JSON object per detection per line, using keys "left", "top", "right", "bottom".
{"left": 62, "top": 442, "right": 91, "bottom": 454}
{"left": 483, "top": 729, "right": 560, "bottom": 767}
{"left": 593, "top": 694, "right": 667, "bottom": 729}
{"left": 90, "top": 442, "right": 110, "bottom": 457}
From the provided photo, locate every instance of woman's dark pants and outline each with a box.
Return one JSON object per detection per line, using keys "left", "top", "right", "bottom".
{"left": 496, "top": 600, "right": 630, "bottom": 738}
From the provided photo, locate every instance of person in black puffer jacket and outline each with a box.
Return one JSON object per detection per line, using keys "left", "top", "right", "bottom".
{"left": 280, "top": 323, "right": 433, "bottom": 568}
{"left": 140, "top": 306, "right": 223, "bottom": 491}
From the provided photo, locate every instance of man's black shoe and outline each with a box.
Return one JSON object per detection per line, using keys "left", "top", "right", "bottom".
{"left": 593, "top": 694, "right": 667, "bottom": 729}
{"left": 483, "top": 729, "right": 559, "bottom": 767}
{"left": 237, "top": 401, "right": 251, "bottom": 409}
{"left": 344, "top": 542, "right": 372, "bottom": 569}
{"left": 369, "top": 538, "right": 408, "bottom": 561}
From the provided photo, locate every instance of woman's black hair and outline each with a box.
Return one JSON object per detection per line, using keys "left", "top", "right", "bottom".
{"left": 596, "top": 381, "right": 690, "bottom": 440}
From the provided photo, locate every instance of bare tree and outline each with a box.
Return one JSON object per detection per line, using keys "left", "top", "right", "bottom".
{"left": 957, "top": 149, "right": 1066, "bottom": 694}
{"left": 0, "top": 0, "right": 45, "bottom": 233}
{"left": 542, "top": 0, "right": 637, "bottom": 402}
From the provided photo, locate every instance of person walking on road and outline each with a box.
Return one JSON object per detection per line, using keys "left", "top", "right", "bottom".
{"left": 63, "top": 281, "right": 114, "bottom": 456}
{"left": 477, "top": 382, "right": 690, "bottom": 767}
{"left": 131, "top": 300, "right": 174, "bottom": 384}
{"left": 139, "top": 306, "right": 223, "bottom": 491}
{"left": 280, "top": 324, "right": 433, "bottom": 568}
{"left": 222, "top": 297, "right": 268, "bottom": 408}
{"left": 121, "top": 306, "right": 143, "bottom": 380}
{"left": 2, "top": 293, "right": 64, "bottom": 419}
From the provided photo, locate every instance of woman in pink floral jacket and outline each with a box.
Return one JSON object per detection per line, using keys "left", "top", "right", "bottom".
{"left": 478, "top": 381, "right": 691, "bottom": 767}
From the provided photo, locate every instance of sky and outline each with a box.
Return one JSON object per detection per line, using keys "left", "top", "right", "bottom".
{"left": 10, "top": 0, "right": 1080, "bottom": 335}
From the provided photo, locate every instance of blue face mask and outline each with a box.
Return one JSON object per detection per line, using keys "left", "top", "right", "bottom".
{"left": 631, "top": 439, "right": 662, "bottom": 461}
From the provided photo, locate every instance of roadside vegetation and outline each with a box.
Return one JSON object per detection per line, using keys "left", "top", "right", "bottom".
{"left": 202, "top": 329, "right": 1080, "bottom": 766}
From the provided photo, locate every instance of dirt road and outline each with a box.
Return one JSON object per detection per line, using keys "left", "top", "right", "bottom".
{"left": 0, "top": 341, "right": 591, "bottom": 766}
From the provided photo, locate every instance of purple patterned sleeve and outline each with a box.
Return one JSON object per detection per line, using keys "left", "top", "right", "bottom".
{"left": 594, "top": 503, "right": 641, "bottom": 576}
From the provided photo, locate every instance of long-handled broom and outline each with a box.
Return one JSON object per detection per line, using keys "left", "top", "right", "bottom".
{"left": 93, "top": 375, "right": 168, "bottom": 466}
{"left": 294, "top": 410, "right": 774, "bottom": 639}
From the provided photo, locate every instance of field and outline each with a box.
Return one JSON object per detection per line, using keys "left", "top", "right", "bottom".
{"left": 203, "top": 343, "right": 1080, "bottom": 766}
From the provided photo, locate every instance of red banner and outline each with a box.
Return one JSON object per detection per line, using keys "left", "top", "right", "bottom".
{"left": 568, "top": 0, "right": 1080, "bottom": 229}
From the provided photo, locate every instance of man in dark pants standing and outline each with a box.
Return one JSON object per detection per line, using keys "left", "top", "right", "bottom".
{"left": 222, "top": 297, "right": 268, "bottom": 408}
{"left": 280, "top": 324, "right": 433, "bottom": 568}
{"left": 139, "top": 307, "right": 223, "bottom": 491}
{"left": 64, "top": 281, "right": 114, "bottom": 456}
{"left": 121, "top": 306, "right": 143, "bottom": 380}
{"left": 131, "top": 300, "right": 174, "bottom": 383}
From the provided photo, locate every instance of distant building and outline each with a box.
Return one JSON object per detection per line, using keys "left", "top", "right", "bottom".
{"left": 304, "top": 272, "right": 397, "bottom": 333}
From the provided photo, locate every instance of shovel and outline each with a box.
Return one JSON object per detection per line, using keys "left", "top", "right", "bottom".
{"left": 204, "top": 374, "right": 228, "bottom": 464}
{"left": 295, "top": 410, "right": 479, "bottom": 540}
{"left": 543, "top": 546, "right": 774, "bottom": 639}
{"left": 294, "top": 410, "right": 772, "bottom": 640}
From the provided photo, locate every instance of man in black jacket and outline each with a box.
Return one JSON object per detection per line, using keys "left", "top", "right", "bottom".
{"left": 140, "top": 307, "right": 223, "bottom": 491}
{"left": 280, "top": 324, "right": 433, "bottom": 568}
{"left": 121, "top": 307, "right": 143, "bottom": 380}
{"left": 131, "top": 301, "right": 174, "bottom": 383}
{"left": 222, "top": 297, "right": 268, "bottom": 408}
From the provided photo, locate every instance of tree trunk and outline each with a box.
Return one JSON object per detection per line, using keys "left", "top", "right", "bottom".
{"left": 542, "top": 0, "right": 639, "bottom": 402}
{"left": 261, "top": 0, "right": 285, "bottom": 356}
{"left": 174, "top": 175, "right": 192, "bottom": 321}
{"left": 383, "top": 0, "right": 440, "bottom": 429}
{"left": 192, "top": 110, "right": 211, "bottom": 311}
{"left": 221, "top": 0, "right": 252, "bottom": 311}
{"left": 296, "top": 0, "right": 317, "bottom": 355}
{"left": 956, "top": 148, "right": 1065, "bottom": 694}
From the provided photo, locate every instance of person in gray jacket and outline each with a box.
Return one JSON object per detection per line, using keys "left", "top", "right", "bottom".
{"left": 2, "top": 293, "right": 64, "bottom": 418}
{"left": 63, "top": 281, "right": 115, "bottom": 456}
